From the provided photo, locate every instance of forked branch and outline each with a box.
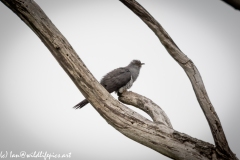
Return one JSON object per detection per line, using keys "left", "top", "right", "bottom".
{"left": 1, "top": 0, "right": 238, "bottom": 159}
{"left": 119, "top": 91, "right": 172, "bottom": 128}
{"left": 120, "top": 0, "right": 237, "bottom": 159}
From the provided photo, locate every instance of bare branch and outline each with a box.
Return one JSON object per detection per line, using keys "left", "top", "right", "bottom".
{"left": 120, "top": 0, "right": 237, "bottom": 159}
{"left": 1, "top": 0, "right": 238, "bottom": 159}
{"left": 221, "top": 0, "right": 240, "bottom": 10}
{"left": 118, "top": 91, "right": 173, "bottom": 128}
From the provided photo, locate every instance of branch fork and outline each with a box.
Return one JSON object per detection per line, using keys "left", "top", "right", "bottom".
{"left": 1, "top": 0, "right": 238, "bottom": 159}
{"left": 119, "top": 91, "right": 172, "bottom": 128}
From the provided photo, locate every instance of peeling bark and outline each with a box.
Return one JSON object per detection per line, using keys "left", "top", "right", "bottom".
{"left": 1, "top": 0, "right": 238, "bottom": 159}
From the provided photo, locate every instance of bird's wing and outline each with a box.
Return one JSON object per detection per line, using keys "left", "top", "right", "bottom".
{"left": 100, "top": 67, "right": 131, "bottom": 93}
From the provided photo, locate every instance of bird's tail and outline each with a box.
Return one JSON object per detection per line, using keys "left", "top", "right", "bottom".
{"left": 73, "top": 99, "right": 89, "bottom": 109}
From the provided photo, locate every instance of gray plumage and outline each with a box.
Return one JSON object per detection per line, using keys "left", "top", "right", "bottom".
{"left": 73, "top": 60, "right": 144, "bottom": 109}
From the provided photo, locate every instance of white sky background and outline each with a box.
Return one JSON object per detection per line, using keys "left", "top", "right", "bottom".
{"left": 0, "top": 0, "right": 240, "bottom": 159}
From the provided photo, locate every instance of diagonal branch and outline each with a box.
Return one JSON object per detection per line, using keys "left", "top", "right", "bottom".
{"left": 118, "top": 91, "right": 173, "bottom": 128}
{"left": 1, "top": 0, "right": 238, "bottom": 159}
{"left": 120, "top": 0, "right": 237, "bottom": 159}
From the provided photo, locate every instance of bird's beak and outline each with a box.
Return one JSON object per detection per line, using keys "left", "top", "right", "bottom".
{"left": 141, "top": 63, "right": 145, "bottom": 65}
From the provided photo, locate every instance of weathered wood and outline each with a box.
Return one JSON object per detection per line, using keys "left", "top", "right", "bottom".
{"left": 1, "top": 0, "right": 238, "bottom": 159}
{"left": 118, "top": 91, "right": 173, "bottom": 128}
{"left": 119, "top": 0, "right": 238, "bottom": 159}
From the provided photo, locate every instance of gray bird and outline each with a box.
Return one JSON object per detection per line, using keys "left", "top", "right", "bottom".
{"left": 73, "top": 60, "right": 144, "bottom": 109}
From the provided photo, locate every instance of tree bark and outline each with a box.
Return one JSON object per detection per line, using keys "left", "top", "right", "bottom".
{"left": 120, "top": 0, "right": 238, "bottom": 159}
{"left": 1, "top": 0, "right": 238, "bottom": 159}
{"left": 118, "top": 91, "right": 173, "bottom": 128}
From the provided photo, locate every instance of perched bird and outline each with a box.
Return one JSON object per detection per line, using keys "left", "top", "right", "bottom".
{"left": 73, "top": 60, "right": 144, "bottom": 109}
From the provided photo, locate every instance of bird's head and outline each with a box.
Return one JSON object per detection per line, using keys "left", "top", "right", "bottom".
{"left": 130, "top": 60, "right": 145, "bottom": 68}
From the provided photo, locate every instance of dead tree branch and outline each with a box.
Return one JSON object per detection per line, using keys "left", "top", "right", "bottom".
{"left": 118, "top": 91, "right": 173, "bottom": 128}
{"left": 1, "top": 0, "right": 238, "bottom": 159}
{"left": 120, "top": 0, "right": 238, "bottom": 159}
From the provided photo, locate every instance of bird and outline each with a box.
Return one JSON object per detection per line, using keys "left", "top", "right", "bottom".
{"left": 73, "top": 60, "right": 144, "bottom": 109}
